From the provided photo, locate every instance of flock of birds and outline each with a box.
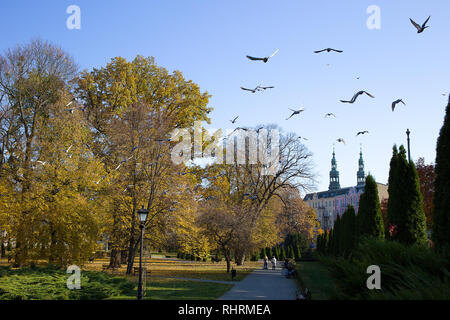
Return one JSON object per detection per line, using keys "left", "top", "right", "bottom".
{"left": 227, "top": 15, "right": 439, "bottom": 147}
{"left": 48, "top": 15, "right": 443, "bottom": 194}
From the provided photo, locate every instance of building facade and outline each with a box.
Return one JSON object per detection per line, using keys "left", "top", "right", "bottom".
{"left": 304, "top": 149, "right": 388, "bottom": 230}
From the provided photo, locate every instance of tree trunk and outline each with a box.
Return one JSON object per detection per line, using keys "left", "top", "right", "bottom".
{"left": 109, "top": 248, "right": 121, "bottom": 268}
{"left": 225, "top": 258, "right": 231, "bottom": 273}
{"left": 0, "top": 241, "right": 5, "bottom": 258}
{"left": 236, "top": 253, "right": 246, "bottom": 266}
{"left": 120, "top": 249, "right": 128, "bottom": 264}
{"left": 126, "top": 238, "right": 140, "bottom": 274}
{"left": 48, "top": 228, "right": 57, "bottom": 264}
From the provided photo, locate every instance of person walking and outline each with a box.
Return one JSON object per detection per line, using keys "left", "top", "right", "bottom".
{"left": 263, "top": 256, "right": 268, "bottom": 269}
{"left": 271, "top": 256, "right": 277, "bottom": 270}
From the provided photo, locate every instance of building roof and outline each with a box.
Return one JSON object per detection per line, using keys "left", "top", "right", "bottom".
{"left": 303, "top": 182, "right": 386, "bottom": 201}
{"left": 304, "top": 186, "right": 358, "bottom": 201}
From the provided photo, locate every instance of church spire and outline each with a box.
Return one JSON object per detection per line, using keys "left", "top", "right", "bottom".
{"left": 357, "top": 146, "right": 365, "bottom": 186}
{"left": 329, "top": 148, "right": 341, "bottom": 190}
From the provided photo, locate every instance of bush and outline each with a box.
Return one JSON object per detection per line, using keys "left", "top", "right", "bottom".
{"left": 321, "top": 237, "right": 450, "bottom": 299}
{"left": 0, "top": 266, "right": 136, "bottom": 300}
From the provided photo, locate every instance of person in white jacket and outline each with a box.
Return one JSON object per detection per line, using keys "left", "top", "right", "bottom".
{"left": 271, "top": 256, "right": 277, "bottom": 270}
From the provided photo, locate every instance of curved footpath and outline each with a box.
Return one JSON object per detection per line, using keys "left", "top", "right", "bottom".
{"left": 219, "top": 267, "right": 299, "bottom": 300}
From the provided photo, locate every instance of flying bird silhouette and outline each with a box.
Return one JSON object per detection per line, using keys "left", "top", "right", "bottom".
{"left": 230, "top": 116, "right": 239, "bottom": 124}
{"left": 314, "top": 48, "right": 343, "bottom": 54}
{"left": 229, "top": 127, "right": 249, "bottom": 135}
{"left": 340, "top": 91, "right": 374, "bottom": 104}
{"left": 286, "top": 108, "right": 305, "bottom": 120}
{"left": 258, "top": 86, "right": 274, "bottom": 90}
{"left": 410, "top": 16, "right": 431, "bottom": 33}
{"left": 65, "top": 98, "right": 76, "bottom": 107}
{"left": 392, "top": 99, "right": 406, "bottom": 111}
{"left": 298, "top": 136, "right": 308, "bottom": 141}
{"left": 356, "top": 131, "right": 369, "bottom": 136}
{"left": 240, "top": 86, "right": 260, "bottom": 93}
{"left": 246, "top": 49, "right": 279, "bottom": 63}
{"left": 324, "top": 113, "right": 336, "bottom": 118}
{"left": 336, "top": 138, "right": 346, "bottom": 145}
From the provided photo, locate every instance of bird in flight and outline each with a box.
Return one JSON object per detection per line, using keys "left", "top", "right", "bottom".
{"left": 286, "top": 108, "right": 305, "bottom": 120}
{"left": 356, "top": 131, "right": 369, "bottom": 136}
{"left": 324, "top": 113, "right": 336, "bottom": 118}
{"left": 298, "top": 136, "right": 308, "bottom": 141}
{"left": 391, "top": 99, "right": 406, "bottom": 111}
{"left": 336, "top": 138, "right": 346, "bottom": 145}
{"left": 314, "top": 48, "right": 343, "bottom": 54}
{"left": 93, "top": 176, "right": 106, "bottom": 185}
{"left": 66, "top": 98, "right": 76, "bottom": 107}
{"left": 410, "top": 16, "right": 431, "bottom": 33}
{"left": 258, "top": 86, "right": 274, "bottom": 91}
{"left": 240, "top": 86, "right": 260, "bottom": 93}
{"left": 340, "top": 91, "right": 375, "bottom": 104}
{"left": 246, "top": 49, "right": 279, "bottom": 63}
{"left": 229, "top": 127, "right": 249, "bottom": 135}
{"left": 230, "top": 116, "right": 239, "bottom": 124}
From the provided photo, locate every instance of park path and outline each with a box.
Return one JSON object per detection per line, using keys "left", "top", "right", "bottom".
{"left": 218, "top": 266, "right": 299, "bottom": 300}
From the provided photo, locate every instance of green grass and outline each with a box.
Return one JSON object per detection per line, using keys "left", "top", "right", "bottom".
{"left": 295, "top": 261, "right": 337, "bottom": 300}
{"left": 108, "top": 278, "right": 233, "bottom": 300}
{"left": 0, "top": 266, "right": 233, "bottom": 300}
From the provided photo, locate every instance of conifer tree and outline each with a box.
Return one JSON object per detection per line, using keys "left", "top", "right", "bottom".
{"left": 327, "top": 229, "right": 334, "bottom": 255}
{"left": 400, "top": 161, "right": 428, "bottom": 244}
{"left": 342, "top": 206, "right": 357, "bottom": 257}
{"left": 264, "top": 247, "right": 270, "bottom": 258}
{"left": 272, "top": 246, "right": 280, "bottom": 259}
{"left": 324, "top": 231, "right": 329, "bottom": 255}
{"left": 332, "top": 215, "right": 341, "bottom": 256}
{"left": 259, "top": 248, "right": 265, "bottom": 259}
{"left": 433, "top": 97, "right": 450, "bottom": 250}
{"left": 358, "top": 175, "right": 385, "bottom": 239}
{"left": 387, "top": 146, "right": 427, "bottom": 244}
{"left": 387, "top": 145, "right": 400, "bottom": 238}
{"left": 279, "top": 246, "right": 286, "bottom": 260}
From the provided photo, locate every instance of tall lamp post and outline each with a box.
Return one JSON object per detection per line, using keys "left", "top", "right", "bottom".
{"left": 406, "top": 129, "right": 411, "bottom": 163}
{"left": 137, "top": 206, "right": 149, "bottom": 300}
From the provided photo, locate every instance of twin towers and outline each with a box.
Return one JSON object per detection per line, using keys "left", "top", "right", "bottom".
{"left": 329, "top": 148, "right": 365, "bottom": 191}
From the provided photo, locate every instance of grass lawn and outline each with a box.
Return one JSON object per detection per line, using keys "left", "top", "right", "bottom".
{"left": 0, "top": 265, "right": 232, "bottom": 300}
{"left": 83, "top": 258, "right": 258, "bottom": 282}
{"left": 295, "top": 261, "right": 337, "bottom": 300}
{"left": 108, "top": 278, "right": 233, "bottom": 300}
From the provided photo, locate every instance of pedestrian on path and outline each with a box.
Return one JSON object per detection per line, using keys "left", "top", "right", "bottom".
{"left": 271, "top": 256, "right": 277, "bottom": 270}
{"left": 263, "top": 256, "right": 268, "bottom": 269}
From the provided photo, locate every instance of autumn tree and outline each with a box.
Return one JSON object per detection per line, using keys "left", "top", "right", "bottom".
{"left": 0, "top": 39, "right": 87, "bottom": 266}
{"left": 75, "top": 56, "right": 211, "bottom": 273}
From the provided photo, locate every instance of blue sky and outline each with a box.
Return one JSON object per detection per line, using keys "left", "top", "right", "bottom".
{"left": 1, "top": 0, "right": 448, "bottom": 193}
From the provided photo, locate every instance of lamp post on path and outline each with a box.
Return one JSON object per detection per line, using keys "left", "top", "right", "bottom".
{"left": 137, "top": 206, "right": 149, "bottom": 300}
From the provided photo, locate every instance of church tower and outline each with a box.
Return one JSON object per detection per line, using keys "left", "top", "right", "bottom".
{"left": 329, "top": 148, "right": 341, "bottom": 190}
{"left": 357, "top": 147, "right": 365, "bottom": 186}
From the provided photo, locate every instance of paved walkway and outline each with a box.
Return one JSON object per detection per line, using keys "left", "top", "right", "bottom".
{"left": 219, "top": 267, "right": 299, "bottom": 300}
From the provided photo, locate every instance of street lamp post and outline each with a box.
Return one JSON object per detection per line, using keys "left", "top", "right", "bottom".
{"left": 406, "top": 129, "right": 411, "bottom": 163}
{"left": 137, "top": 206, "right": 149, "bottom": 300}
